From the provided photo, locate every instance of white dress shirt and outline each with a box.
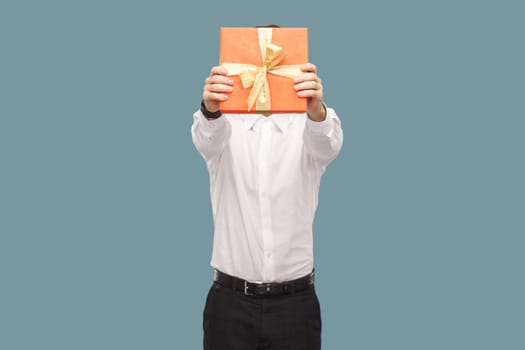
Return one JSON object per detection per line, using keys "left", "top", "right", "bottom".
{"left": 192, "top": 108, "right": 343, "bottom": 282}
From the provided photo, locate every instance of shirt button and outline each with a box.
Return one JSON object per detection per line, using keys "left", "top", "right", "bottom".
{"left": 266, "top": 252, "right": 272, "bottom": 258}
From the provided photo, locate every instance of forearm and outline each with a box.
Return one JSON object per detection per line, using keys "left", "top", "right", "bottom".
{"left": 303, "top": 107, "right": 343, "bottom": 166}
{"left": 191, "top": 109, "right": 230, "bottom": 160}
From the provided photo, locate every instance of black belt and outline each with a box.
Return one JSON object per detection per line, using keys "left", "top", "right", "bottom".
{"left": 214, "top": 270, "right": 315, "bottom": 296}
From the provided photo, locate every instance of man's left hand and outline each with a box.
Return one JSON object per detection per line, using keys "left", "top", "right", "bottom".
{"left": 294, "top": 63, "right": 326, "bottom": 121}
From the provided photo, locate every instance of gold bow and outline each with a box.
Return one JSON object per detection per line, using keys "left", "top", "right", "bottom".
{"left": 222, "top": 28, "right": 302, "bottom": 112}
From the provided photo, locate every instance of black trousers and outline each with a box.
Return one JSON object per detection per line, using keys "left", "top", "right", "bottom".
{"left": 203, "top": 281, "right": 322, "bottom": 350}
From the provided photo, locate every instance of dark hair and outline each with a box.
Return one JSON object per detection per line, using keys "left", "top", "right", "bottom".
{"left": 255, "top": 24, "right": 281, "bottom": 28}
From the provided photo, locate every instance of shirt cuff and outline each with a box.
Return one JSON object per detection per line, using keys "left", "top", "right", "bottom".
{"left": 195, "top": 109, "right": 228, "bottom": 131}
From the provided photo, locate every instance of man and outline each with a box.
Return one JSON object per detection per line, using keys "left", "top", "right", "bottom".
{"left": 192, "top": 60, "right": 343, "bottom": 349}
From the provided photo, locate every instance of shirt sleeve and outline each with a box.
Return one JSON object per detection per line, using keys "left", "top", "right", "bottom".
{"left": 191, "top": 109, "right": 231, "bottom": 163}
{"left": 303, "top": 106, "right": 343, "bottom": 168}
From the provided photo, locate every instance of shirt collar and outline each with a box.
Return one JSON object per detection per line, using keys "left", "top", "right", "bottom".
{"left": 245, "top": 114, "right": 292, "bottom": 133}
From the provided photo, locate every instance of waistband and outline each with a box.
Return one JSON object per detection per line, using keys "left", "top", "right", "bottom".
{"left": 214, "top": 270, "right": 315, "bottom": 297}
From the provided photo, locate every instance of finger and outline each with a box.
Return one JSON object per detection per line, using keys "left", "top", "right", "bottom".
{"left": 210, "top": 66, "right": 229, "bottom": 76}
{"left": 205, "top": 75, "right": 233, "bottom": 86}
{"left": 300, "top": 63, "right": 317, "bottom": 73}
{"left": 203, "top": 91, "right": 229, "bottom": 102}
{"left": 296, "top": 89, "right": 322, "bottom": 98}
{"left": 294, "top": 80, "right": 322, "bottom": 92}
{"left": 294, "top": 73, "right": 320, "bottom": 84}
{"left": 205, "top": 83, "right": 233, "bottom": 93}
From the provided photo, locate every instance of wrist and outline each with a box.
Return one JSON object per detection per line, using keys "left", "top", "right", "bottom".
{"left": 307, "top": 102, "right": 326, "bottom": 122}
{"left": 200, "top": 100, "right": 223, "bottom": 119}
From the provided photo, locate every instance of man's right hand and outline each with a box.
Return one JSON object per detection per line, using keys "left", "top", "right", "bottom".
{"left": 202, "top": 66, "right": 233, "bottom": 113}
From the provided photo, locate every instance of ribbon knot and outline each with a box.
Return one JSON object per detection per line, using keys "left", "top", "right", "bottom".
{"left": 222, "top": 28, "right": 302, "bottom": 112}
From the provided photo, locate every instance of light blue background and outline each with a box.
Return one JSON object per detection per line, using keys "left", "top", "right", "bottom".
{"left": 1, "top": 0, "right": 523, "bottom": 349}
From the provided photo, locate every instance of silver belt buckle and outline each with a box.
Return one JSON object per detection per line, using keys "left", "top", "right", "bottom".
{"left": 244, "top": 280, "right": 253, "bottom": 296}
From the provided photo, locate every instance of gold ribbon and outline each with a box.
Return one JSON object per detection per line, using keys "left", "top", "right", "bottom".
{"left": 222, "top": 28, "right": 302, "bottom": 112}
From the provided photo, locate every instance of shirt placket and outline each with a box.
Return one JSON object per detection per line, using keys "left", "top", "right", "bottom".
{"left": 258, "top": 120, "right": 275, "bottom": 282}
